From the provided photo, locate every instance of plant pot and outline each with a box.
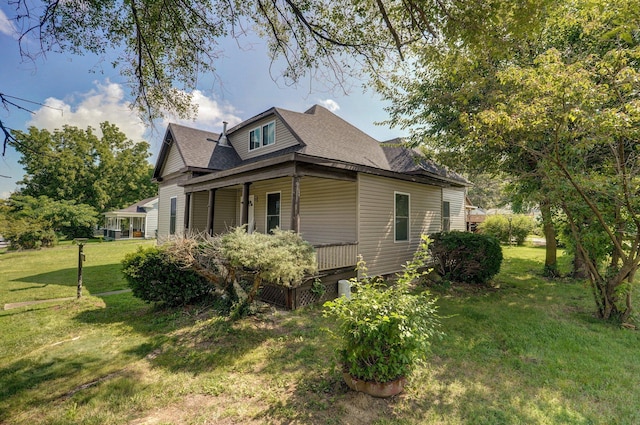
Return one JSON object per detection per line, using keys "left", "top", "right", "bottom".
{"left": 342, "top": 372, "right": 406, "bottom": 398}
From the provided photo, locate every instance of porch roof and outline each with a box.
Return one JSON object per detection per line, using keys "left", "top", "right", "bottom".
{"left": 182, "top": 151, "right": 466, "bottom": 193}
{"left": 103, "top": 197, "right": 158, "bottom": 218}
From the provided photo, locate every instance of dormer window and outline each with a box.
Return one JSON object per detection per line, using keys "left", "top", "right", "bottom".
{"left": 249, "top": 121, "right": 275, "bottom": 151}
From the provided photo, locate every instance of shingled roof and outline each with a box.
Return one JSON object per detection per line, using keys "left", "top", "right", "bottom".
{"left": 155, "top": 105, "right": 468, "bottom": 186}
{"left": 152, "top": 124, "right": 241, "bottom": 180}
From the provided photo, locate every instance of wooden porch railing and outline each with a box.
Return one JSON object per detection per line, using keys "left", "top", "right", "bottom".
{"left": 314, "top": 242, "right": 358, "bottom": 271}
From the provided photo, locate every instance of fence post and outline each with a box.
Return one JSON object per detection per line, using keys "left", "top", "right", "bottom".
{"left": 75, "top": 238, "right": 88, "bottom": 299}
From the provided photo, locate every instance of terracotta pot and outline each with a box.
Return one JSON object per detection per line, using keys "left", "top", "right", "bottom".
{"left": 342, "top": 372, "right": 406, "bottom": 398}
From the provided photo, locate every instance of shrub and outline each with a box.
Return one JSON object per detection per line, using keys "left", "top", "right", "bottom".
{"left": 324, "top": 236, "right": 441, "bottom": 384}
{"left": 478, "top": 214, "right": 535, "bottom": 245}
{"left": 122, "top": 245, "right": 212, "bottom": 306}
{"left": 430, "top": 231, "right": 502, "bottom": 284}
{"left": 3, "top": 217, "right": 57, "bottom": 250}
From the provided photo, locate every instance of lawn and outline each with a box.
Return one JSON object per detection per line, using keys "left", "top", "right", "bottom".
{"left": 1, "top": 243, "right": 639, "bottom": 424}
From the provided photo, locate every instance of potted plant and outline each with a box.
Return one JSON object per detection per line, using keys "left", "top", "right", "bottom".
{"left": 323, "top": 236, "right": 441, "bottom": 397}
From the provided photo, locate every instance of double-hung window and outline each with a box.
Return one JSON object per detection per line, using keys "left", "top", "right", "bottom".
{"left": 169, "top": 197, "right": 177, "bottom": 235}
{"left": 442, "top": 201, "right": 451, "bottom": 232}
{"left": 395, "top": 192, "right": 410, "bottom": 242}
{"left": 249, "top": 121, "right": 275, "bottom": 151}
{"left": 266, "top": 192, "right": 281, "bottom": 233}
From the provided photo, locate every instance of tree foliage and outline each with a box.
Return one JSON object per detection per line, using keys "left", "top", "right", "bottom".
{"left": 384, "top": 0, "right": 640, "bottom": 321}
{"left": 0, "top": 194, "right": 99, "bottom": 248}
{"left": 7, "top": 0, "right": 553, "bottom": 122}
{"left": 11, "top": 122, "right": 156, "bottom": 213}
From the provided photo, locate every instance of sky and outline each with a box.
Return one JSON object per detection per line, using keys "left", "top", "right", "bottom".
{"left": 0, "top": 6, "right": 405, "bottom": 199}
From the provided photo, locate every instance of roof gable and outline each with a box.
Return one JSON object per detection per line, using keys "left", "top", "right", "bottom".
{"left": 153, "top": 123, "right": 241, "bottom": 180}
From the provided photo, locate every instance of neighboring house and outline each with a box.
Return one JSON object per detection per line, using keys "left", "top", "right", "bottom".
{"left": 103, "top": 197, "right": 158, "bottom": 240}
{"left": 152, "top": 105, "right": 469, "bottom": 279}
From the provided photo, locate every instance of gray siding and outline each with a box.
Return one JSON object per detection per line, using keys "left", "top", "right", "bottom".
{"left": 213, "top": 189, "right": 238, "bottom": 234}
{"left": 299, "top": 177, "right": 357, "bottom": 245}
{"left": 157, "top": 177, "right": 187, "bottom": 241}
{"left": 161, "top": 142, "right": 184, "bottom": 176}
{"left": 229, "top": 116, "right": 298, "bottom": 161}
{"left": 358, "top": 174, "right": 441, "bottom": 277}
{"left": 145, "top": 207, "right": 158, "bottom": 239}
{"left": 443, "top": 187, "right": 467, "bottom": 231}
{"left": 190, "top": 191, "right": 209, "bottom": 233}
{"left": 249, "top": 178, "right": 292, "bottom": 234}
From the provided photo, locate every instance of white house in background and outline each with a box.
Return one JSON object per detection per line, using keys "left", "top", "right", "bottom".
{"left": 152, "top": 105, "right": 469, "bottom": 278}
{"left": 103, "top": 197, "right": 158, "bottom": 240}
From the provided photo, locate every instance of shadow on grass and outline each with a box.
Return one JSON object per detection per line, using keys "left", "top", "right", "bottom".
{"left": 0, "top": 354, "right": 100, "bottom": 421}
{"left": 0, "top": 355, "right": 147, "bottom": 423}
{"left": 10, "top": 264, "right": 129, "bottom": 295}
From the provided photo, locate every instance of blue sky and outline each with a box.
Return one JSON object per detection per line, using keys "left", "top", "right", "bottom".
{"left": 0, "top": 6, "right": 404, "bottom": 199}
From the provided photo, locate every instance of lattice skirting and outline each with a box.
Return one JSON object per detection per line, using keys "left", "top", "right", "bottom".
{"left": 258, "top": 267, "right": 356, "bottom": 310}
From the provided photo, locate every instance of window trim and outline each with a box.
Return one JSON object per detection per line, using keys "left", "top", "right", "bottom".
{"left": 248, "top": 120, "right": 276, "bottom": 151}
{"left": 394, "top": 191, "right": 410, "bottom": 243}
{"left": 169, "top": 196, "right": 177, "bottom": 235}
{"left": 265, "top": 191, "right": 281, "bottom": 233}
{"left": 442, "top": 200, "right": 451, "bottom": 232}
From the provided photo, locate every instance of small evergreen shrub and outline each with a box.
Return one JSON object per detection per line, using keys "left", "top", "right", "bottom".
{"left": 478, "top": 214, "right": 534, "bottom": 245}
{"left": 430, "top": 231, "right": 502, "bottom": 284}
{"left": 122, "top": 245, "right": 212, "bottom": 306}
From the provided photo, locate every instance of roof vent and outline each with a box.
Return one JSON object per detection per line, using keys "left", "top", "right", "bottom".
{"left": 218, "top": 121, "right": 229, "bottom": 146}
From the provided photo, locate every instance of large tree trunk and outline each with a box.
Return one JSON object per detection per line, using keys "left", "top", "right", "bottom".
{"left": 540, "top": 200, "right": 559, "bottom": 277}
{"left": 572, "top": 250, "right": 589, "bottom": 279}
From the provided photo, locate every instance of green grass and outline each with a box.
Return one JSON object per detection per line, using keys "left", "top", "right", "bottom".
{"left": 0, "top": 239, "right": 154, "bottom": 304}
{"left": 1, "top": 244, "right": 639, "bottom": 424}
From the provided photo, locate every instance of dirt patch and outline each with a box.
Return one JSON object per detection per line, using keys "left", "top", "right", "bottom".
{"left": 335, "top": 391, "right": 397, "bottom": 424}
{"left": 128, "top": 394, "right": 267, "bottom": 425}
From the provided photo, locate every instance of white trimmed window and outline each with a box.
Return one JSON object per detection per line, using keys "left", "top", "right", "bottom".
{"left": 442, "top": 201, "right": 451, "bottom": 232}
{"left": 249, "top": 121, "right": 275, "bottom": 151}
{"left": 394, "top": 192, "right": 410, "bottom": 242}
{"left": 266, "top": 192, "right": 281, "bottom": 233}
{"left": 169, "top": 197, "right": 177, "bottom": 235}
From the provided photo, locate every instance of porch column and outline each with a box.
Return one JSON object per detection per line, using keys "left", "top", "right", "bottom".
{"left": 184, "top": 192, "right": 192, "bottom": 232}
{"left": 240, "top": 182, "right": 252, "bottom": 230}
{"left": 291, "top": 176, "right": 300, "bottom": 233}
{"left": 207, "top": 188, "right": 216, "bottom": 236}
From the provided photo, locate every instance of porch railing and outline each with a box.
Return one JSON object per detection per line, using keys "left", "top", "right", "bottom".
{"left": 314, "top": 242, "right": 358, "bottom": 271}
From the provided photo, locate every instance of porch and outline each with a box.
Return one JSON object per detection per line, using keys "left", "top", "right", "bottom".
{"left": 183, "top": 166, "right": 360, "bottom": 273}
{"left": 103, "top": 215, "right": 148, "bottom": 240}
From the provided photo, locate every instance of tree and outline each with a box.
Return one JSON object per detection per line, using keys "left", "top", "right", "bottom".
{"left": 381, "top": 0, "right": 640, "bottom": 321}
{"left": 0, "top": 195, "right": 99, "bottom": 247}
{"left": 381, "top": 5, "right": 563, "bottom": 275}
{"left": 11, "top": 122, "right": 156, "bottom": 212}
{"left": 444, "top": 2, "right": 639, "bottom": 320}
{"left": 7, "top": 0, "right": 552, "bottom": 122}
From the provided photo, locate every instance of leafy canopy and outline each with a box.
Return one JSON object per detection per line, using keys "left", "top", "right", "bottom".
{"left": 11, "top": 122, "right": 156, "bottom": 213}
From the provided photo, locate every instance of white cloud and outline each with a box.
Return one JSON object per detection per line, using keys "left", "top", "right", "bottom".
{"left": 28, "top": 80, "right": 147, "bottom": 141}
{"left": 317, "top": 99, "right": 340, "bottom": 112}
{"left": 0, "top": 190, "right": 11, "bottom": 199}
{"left": 28, "top": 82, "right": 243, "bottom": 144}
{"left": 162, "top": 90, "right": 242, "bottom": 131}
{"left": 0, "top": 9, "right": 17, "bottom": 38}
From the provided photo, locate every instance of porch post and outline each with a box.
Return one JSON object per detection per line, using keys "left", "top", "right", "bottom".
{"left": 207, "top": 188, "right": 216, "bottom": 236}
{"left": 241, "top": 182, "right": 251, "bottom": 230}
{"left": 184, "top": 192, "right": 192, "bottom": 232}
{"left": 291, "top": 176, "right": 300, "bottom": 233}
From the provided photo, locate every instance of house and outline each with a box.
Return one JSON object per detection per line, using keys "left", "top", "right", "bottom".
{"left": 152, "top": 105, "right": 469, "bottom": 301}
{"left": 103, "top": 197, "right": 158, "bottom": 240}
